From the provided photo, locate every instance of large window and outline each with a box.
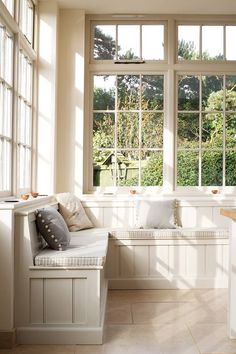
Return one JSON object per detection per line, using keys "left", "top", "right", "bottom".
{"left": 0, "top": 23, "right": 13, "bottom": 194}
{"left": 0, "top": 0, "right": 36, "bottom": 197}
{"left": 93, "top": 74, "right": 164, "bottom": 187}
{"left": 88, "top": 17, "right": 236, "bottom": 193}
{"left": 177, "top": 74, "right": 236, "bottom": 187}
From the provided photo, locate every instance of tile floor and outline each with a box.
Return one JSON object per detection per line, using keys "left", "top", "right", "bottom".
{"left": 1, "top": 289, "right": 236, "bottom": 354}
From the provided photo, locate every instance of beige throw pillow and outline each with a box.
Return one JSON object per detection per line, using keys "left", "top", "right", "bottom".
{"left": 56, "top": 193, "right": 93, "bottom": 231}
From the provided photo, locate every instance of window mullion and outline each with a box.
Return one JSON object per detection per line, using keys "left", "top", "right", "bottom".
{"left": 199, "top": 74, "right": 202, "bottom": 187}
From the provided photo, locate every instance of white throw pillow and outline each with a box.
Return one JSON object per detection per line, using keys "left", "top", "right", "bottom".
{"left": 135, "top": 199, "right": 181, "bottom": 229}
{"left": 56, "top": 193, "right": 93, "bottom": 231}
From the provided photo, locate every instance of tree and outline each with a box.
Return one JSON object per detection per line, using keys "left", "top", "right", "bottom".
{"left": 94, "top": 27, "right": 116, "bottom": 60}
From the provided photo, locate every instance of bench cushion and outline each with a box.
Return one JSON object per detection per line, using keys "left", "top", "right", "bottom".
{"left": 109, "top": 228, "right": 229, "bottom": 240}
{"left": 35, "top": 229, "right": 109, "bottom": 267}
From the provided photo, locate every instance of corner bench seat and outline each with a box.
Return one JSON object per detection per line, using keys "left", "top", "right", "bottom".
{"left": 35, "top": 230, "right": 109, "bottom": 267}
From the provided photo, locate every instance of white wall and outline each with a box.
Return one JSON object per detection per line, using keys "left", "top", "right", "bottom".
{"left": 56, "top": 9, "right": 85, "bottom": 195}
{"left": 37, "top": 0, "right": 59, "bottom": 195}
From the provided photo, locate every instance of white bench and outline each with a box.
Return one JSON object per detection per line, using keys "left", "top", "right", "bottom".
{"left": 106, "top": 228, "right": 229, "bottom": 289}
{"left": 14, "top": 205, "right": 109, "bottom": 345}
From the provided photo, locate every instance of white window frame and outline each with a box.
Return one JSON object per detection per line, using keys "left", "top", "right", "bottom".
{"left": 0, "top": 22, "right": 14, "bottom": 196}
{"left": 91, "top": 71, "right": 166, "bottom": 193}
{"left": 176, "top": 21, "right": 236, "bottom": 62}
{"left": 86, "top": 15, "right": 236, "bottom": 195}
{"left": 0, "top": 0, "right": 37, "bottom": 198}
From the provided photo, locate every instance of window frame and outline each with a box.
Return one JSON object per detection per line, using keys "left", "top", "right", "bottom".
{"left": 176, "top": 21, "right": 236, "bottom": 63}
{"left": 90, "top": 19, "right": 168, "bottom": 64}
{"left": 86, "top": 15, "right": 236, "bottom": 195}
{"left": 90, "top": 71, "right": 166, "bottom": 193}
{"left": 175, "top": 71, "right": 236, "bottom": 194}
{"left": 0, "top": 0, "right": 37, "bottom": 198}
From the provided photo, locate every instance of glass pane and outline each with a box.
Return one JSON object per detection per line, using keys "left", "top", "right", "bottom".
{"left": 141, "top": 75, "right": 164, "bottom": 110}
{"left": 141, "top": 151, "right": 163, "bottom": 186}
{"left": 142, "top": 113, "right": 163, "bottom": 148}
{"left": 178, "top": 113, "right": 199, "bottom": 149}
{"left": 226, "top": 151, "right": 236, "bottom": 186}
{"left": 178, "top": 75, "right": 199, "bottom": 111}
{"left": 0, "top": 83, "right": 3, "bottom": 135}
{"left": 117, "top": 151, "right": 139, "bottom": 186}
{"left": 93, "top": 113, "right": 115, "bottom": 149}
{"left": 178, "top": 25, "right": 200, "bottom": 60}
{"left": 117, "top": 113, "right": 139, "bottom": 148}
{"left": 202, "top": 26, "right": 224, "bottom": 60}
{"left": 177, "top": 151, "right": 199, "bottom": 186}
{"left": 93, "top": 75, "right": 115, "bottom": 110}
{"left": 20, "top": 0, "right": 34, "bottom": 45}
{"left": 202, "top": 113, "right": 223, "bottom": 148}
{"left": 93, "top": 149, "right": 114, "bottom": 186}
{"left": 142, "top": 25, "right": 164, "bottom": 60}
{"left": 5, "top": 34, "right": 13, "bottom": 85}
{"left": 0, "top": 139, "right": 11, "bottom": 191}
{"left": 226, "top": 26, "right": 236, "bottom": 60}
{"left": 25, "top": 105, "right": 31, "bottom": 146}
{"left": 5, "top": 87, "right": 12, "bottom": 138}
{"left": 226, "top": 114, "right": 236, "bottom": 148}
{"left": 118, "top": 25, "right": 140, "bottom": 60}
{"left": 0, "top": 26, "right": 4, "bottom": 78}
{"left": 117, "top": 75, "right": 140, "bottom": 110}
{"left": 226, "top": 76, "right": 236, "bottom": 111}
{"left": 26, "top": 60, "right": 32, "bottom": 103}
{"left": 93, "top": 25, "right": 116, "bottom": 60}
{"left": 202, "top": 150, "right": 223, "bottom": 186}
{"left": 202, "top": 75, "right": 223, "bottom": 110}
{"left": 2, "top": 0, "right": 14, "bottom": 16}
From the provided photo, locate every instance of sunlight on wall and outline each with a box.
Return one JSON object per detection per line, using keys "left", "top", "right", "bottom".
{"left": 74, "top": 105, "right": 83, "bottom": 195}
{"left": 37, "top": 76, "right": 54, "bottom": 193}
{"left": 37, "top": 1, "right": 58, "bottom": 194}
{"left": 39, "top": 19, "right": 52, "bottom": 64}
{"left": 75, "top": 52, "right": 84, "bottom": 92}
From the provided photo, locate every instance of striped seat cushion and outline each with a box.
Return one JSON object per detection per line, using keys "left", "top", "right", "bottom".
{"left": 109, "top": 228, "right": 229, "bottom": 240}
{"left": 35, "top": 229, "right": 109, "bottom": 267}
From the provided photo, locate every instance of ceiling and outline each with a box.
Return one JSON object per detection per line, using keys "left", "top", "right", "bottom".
{"left": 39, "top": 0, "right": 236, "bottom": 14}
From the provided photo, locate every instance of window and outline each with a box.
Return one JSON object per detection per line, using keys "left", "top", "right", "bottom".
{"left": 0, "top": 24, "right": 13, "bottom": 194}
{"left": 93, "top": 74, "right": 164, "bottom": 187}
{"left": 88, "top": 16, "right": 236, "bottom": 193}
{"left": 178, "top": 24, "right": 236, "bottom": 61}
{"left": 17, "top": 50, "right": 33, "bottom": 192}
{"left": 93, "top": 23, "right": 165, "bottom": 61}
{"left": 0, "top": 1, "right": 36, "bottom": 197}
{"left": 177, "top": 74, "right": 236, "bottom": 187}
{"left": 20, "top": 0, "right": 34, "bottom": 46}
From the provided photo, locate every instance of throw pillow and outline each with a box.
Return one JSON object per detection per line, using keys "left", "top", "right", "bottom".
{"left": 56, "top": 193, "right": 93, "bottom": 231}
{"left": 135, "top": 199, "right": 181, "bottom": 229}
{"left": 35, "top": 206, "right": 71, "bottom": 251}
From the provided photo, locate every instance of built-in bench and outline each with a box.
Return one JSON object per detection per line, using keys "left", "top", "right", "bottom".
{"left": 14, "top": 205, "right": 109, "bottom": 345}
{"left": 107, "top": 228, "right": 229, "bottom": 289}
{"left": 14, "top": 202, "right": 229, "bottom": 345}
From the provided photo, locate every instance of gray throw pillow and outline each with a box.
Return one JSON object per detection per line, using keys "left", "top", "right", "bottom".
{"left": 135, "top": 199, "right": 181, "bottom": 229}
{"left": 35, "top": 206, "right": 71, "bottom": 251}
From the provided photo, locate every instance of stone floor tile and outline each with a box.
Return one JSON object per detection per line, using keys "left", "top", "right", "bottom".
{"left": 104, "top": 325, "right": 163, "bottom": 354}
{"left": 155, "top": 323, "right": 199, "bottom": 354}
{"left": 106, "top": 303, "right": 132, "bottom": 324}
{"left": 189, "top": 323, "right": 236, "bottom": 354}
{"left": 132, "top": 302, "right": 192, "bottom": 324}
